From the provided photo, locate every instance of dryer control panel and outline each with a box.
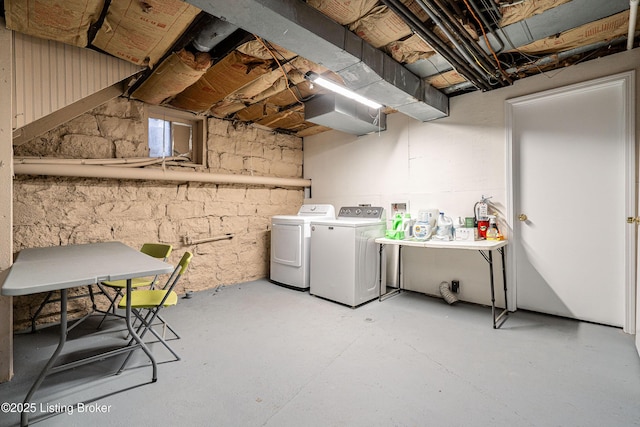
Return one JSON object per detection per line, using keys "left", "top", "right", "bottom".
{"left": 337, "top": 206, "right": 385, "bottom": 220}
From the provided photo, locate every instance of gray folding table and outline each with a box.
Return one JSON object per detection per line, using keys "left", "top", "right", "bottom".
{"left": 376, "top": 238, "right": 509, "bottom": 329}
{"left": 0, "top": 241, "right": 174, "bottom": 426}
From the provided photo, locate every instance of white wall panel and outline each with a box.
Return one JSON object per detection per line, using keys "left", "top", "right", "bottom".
{"left": 12, "top": 32, "right": 141, "bottom": 129}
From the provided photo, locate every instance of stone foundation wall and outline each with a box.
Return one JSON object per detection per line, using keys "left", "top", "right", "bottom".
{"left": 12, "top": 97, "right": 304, "bottom": 331}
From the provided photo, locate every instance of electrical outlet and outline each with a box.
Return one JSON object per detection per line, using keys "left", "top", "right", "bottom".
{"left": 451, "top": 280, "right": 459, "bottom": 293}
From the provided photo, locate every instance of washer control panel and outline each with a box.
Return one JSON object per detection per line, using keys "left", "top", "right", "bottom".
{"left": 337, "top": 206, "right": 385, "bottom": 220}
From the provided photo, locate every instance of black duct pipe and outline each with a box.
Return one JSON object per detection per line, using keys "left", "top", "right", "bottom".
{"left": 381, "top": 0, "right": 480, "bottom": 86}
{"left": 414, "top": 0, "right": 496, "bottom": 87}
{"left": 437, "top": 0, "right": 510, "bottom": 84}
{"left": 381, "top": 0, "right": 492, "bottom": 91}
{"left": 445, "top": 0, "right": 464, "bottom": 16}
{"left": 430, "top": 0, "right": 501, "bottom": 81}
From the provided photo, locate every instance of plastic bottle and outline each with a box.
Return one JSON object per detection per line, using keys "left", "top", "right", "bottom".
{"left": 419, "top": 209, "right": 439, "bottom": 228}
{"left": 389, "top": 213, "right": 405, "bottom": 239}
{"left": 435, "top": 212, "right": 453, "bottom": 241}
{"left": 453, "top": 216, "right": 464, "bottom": 239}
{"left": 402, "top": 213, "right": 414, "bottom": 239}
{"left": 486, "top": 215, "right": 499, "bottom": 240}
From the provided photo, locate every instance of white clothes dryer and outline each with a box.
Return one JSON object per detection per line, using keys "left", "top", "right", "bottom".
{"left": 270, "top": 204, "right": 336, "bottom": 289}
{"left": 310, "top": 206, "right": 386, "bottom": 307}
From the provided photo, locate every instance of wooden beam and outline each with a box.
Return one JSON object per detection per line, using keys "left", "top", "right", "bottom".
{"left": 0, "top": 18, "right": 14, "bottom": 383}
{"left": 12, "top": 81, "right": 125, "bottom": 146}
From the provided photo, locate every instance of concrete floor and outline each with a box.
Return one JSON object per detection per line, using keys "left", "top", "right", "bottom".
{"left": 1, "top": 279, "right": 639, "bottom": 427}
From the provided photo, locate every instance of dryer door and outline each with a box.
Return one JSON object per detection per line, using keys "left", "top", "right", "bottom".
{"left": 272, "top": 223, "right": 303, "bottom": 267}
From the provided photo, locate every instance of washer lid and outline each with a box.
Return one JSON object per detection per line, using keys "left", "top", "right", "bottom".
{"left": 272, "top": 204, "right": 336, "bottom": 223}
{"left": 297, "top": 204, "right": 336, "bottom": 217}
{"left": 272, "top": 215, "right": 306, "bottom": 224}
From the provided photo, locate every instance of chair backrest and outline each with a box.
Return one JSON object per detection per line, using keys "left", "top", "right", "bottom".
{"left": 161, "top": 251, "right": 193, "bottom": 293}
{"left": 140, "top": 243, "right": 173, "bottom": 260}
{"left": 177, "top": 252, "right": 193, "bottom": 275}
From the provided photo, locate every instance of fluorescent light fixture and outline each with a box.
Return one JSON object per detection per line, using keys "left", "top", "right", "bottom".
{"left": 306, "top": 72, "right": 383, "bottom": 110}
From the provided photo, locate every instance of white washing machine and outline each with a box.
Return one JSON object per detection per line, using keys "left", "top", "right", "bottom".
{"left": 310, "top": 206, "right": 386, "bottom": 307}
{"left": 270, "top": 204, "right": 336, "bottom": 289}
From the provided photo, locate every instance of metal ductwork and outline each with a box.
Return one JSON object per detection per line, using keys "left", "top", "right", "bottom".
{"left": 192, "top": 15, "right": 239, "bottom": 52}
{"left": 407, "top": 0, "right": 632, "bottom": 80}
{"left": 185, "top": 0, "right": 449, "bottom": 124}
{"left": 491, "top": 0, "right": 631, "bottom": 51}
{"left": 304, "top": 93, "right": 387, "bottom": 136}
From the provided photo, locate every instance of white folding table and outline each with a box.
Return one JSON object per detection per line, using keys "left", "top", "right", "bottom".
{"left": 376, "top": 238, "right": 509, "bottom": 329}
{"left": 0, "top": 241, "right": 174, "bottom": 427}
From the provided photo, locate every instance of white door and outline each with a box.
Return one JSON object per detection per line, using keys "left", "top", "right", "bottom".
{"left": 507, "top": 72, "right": 635, "bottom": 330}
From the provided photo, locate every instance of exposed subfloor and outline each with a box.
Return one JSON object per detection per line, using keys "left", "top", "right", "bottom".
{"left": 1, "top": 279, "right": 639, "bottom": 427}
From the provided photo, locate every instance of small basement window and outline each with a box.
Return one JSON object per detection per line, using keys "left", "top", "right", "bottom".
{"left": 146, "top": 106, "right": 206, "bottom": 166}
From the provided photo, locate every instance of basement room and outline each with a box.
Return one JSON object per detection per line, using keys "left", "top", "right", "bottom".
{"left": 0, "top": 0, "right": 639, "bottom": 426}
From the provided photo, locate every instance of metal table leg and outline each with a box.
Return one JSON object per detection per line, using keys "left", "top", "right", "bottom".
{"left": 118, "top": 278, "right": 157, "bottom": 379}
{"left": 478, "top": 248, "right": 509, "bottom": 329}
{"left": 21, "top": 290, "right": 69, "bottom": 427}
{"left": 379, "top": 243, "right": 402, "bottom": 301}
{"left": 499, "top": 246, "right": 508, "bottom": 315}
{"left": 20, "top": 279, "right": 159, "bottom": 426}
{"left": 378, "top": 243, "right": 384, "bottom": 301}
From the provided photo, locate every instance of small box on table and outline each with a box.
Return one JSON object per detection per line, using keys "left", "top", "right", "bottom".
{"left": 455, "top": 227, "right": 477, "bottom": 241}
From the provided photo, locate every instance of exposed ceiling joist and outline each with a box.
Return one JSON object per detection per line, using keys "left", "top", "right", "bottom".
{"left": 4, "top": 0, "right": 639, "bottom": 137}
{"left": 184, "top": 0, "right": 449, "bottom": 122}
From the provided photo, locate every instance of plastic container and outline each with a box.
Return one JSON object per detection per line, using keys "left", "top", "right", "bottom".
{"left": 402, "top": 214, "right": 414, "bottom": 238}
{"left": 386, "top": 213, "right": 405, "bottom": 239}
{"left": 418, "top": 209, "right": 440, "bottom": 228}
{"left": 385, "top": 213, "right": 405, "bottom": 240}
{"left": 486, "top": 215, "right": 503, "bottom": 240}
{"left": 477, "top": 219, "right": 489, "bottom": 239}
{"left": 434, "top": 212, "right": 453, "bottom": 241}
{"left": 452, "top": 216, "right": 463, "bottom": 240}
{"left": 413, "top": 222, "right": 432, "bottom": 240}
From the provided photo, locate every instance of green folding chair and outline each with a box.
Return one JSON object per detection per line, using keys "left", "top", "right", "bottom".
{"left": 96, "top": 243, "right": 173, "bottom": 329}
{"left": 117, "top": 251, "right": 193, "bottom": 372}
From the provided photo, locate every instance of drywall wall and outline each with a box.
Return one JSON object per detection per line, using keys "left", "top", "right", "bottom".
{"left": 12, "top": 97, "right": 304, "bottom": 331}
{"left": 304, "top": 47, "right": 640, "bottom": 310}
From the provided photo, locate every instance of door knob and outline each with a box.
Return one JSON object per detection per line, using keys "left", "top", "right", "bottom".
{"left": 518, "top": 214, "right": 528, "bottom": 222}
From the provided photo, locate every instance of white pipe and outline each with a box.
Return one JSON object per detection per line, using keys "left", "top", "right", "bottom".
{"left": 628, "top": 0, "right": 639, "bottom": 50}
{"left": 103, "top": 160, "right": 177, "bottom": 168}
{"left": 14, "top": 156, "right": 187, "bottom": 166}
{"left": 14, "top": 163, "right": 311, "bottom": 188}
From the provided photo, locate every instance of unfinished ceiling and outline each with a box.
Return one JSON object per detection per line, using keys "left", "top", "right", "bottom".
{"left": 3, "top": 0, "right": 639, "bottom": 136}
